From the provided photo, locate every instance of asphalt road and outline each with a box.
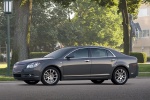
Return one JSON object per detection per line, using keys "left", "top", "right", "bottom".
{"left": 0, "top": 78, "right": 150, "bottom": 100}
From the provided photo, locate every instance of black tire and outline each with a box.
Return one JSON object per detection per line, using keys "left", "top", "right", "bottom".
{"left": 24, "top": 80, "right": 39, "bottom": 85}
{"left": 111, "top": 67, "right": 128, "bottom": 85}
{"left": 91, "top": 80, "right": 104, "bottom": 84}
{"left": 41, "top": 67, "right": 60, "bottom": 85}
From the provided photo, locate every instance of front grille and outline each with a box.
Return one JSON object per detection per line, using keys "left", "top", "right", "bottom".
{"left": 13, "top": 74, "right": 21, "bottom": 77}
{"left": 13, "top": 64, "right": 26, "bottom": 72}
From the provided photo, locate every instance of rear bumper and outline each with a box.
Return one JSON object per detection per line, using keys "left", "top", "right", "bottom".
{"left": 129, "top": 63, "right": 138, "bottom": 78}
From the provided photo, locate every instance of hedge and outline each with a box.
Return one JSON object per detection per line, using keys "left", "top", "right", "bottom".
{"left": 0, "top": 54, "right": 6, "bottom": 62}
{"left": 130, "top": 52, "right": 147, "bottom": 63}
{"left": 147, "top": 57, "right": 150, "bottom": 62}
{"left": 0, "top": 54, "right": 3, "bottom": 62}
{"left": 30, "top": 52, "right": 49, "bottom": 58}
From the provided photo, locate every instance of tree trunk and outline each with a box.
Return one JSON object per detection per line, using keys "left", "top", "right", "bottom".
{"left": 11, "top": 0, "right": 30, "bottom": 65}
{"left": 27, "top": 0, "right": 33, "bottom": 58}
{"left": 121, "top": 0, "right": 130, "bottom": 55}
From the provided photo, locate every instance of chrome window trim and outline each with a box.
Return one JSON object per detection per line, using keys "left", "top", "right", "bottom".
{"left": 90, "top": 48, "right": 116, "bottom": 58}
{"left": 63, "top": 48, "right": 89, "bottom": 59}
{"left": 63, "top": 47, "right": 116, "bottom": 59}
{"left": 107, "top": 49, "right": 116, "bottom": 57}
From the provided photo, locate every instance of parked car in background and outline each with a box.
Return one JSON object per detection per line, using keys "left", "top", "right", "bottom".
{"left": 13, "top": 46, "right": 138, "bottom": 85}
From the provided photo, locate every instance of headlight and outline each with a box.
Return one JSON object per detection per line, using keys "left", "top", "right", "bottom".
{"left": 26, "top": 62, "right": 40, "bottom": 68}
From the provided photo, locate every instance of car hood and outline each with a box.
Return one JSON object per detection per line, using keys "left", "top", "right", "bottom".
{"left": 15, "top": 58, "right": 53, "bottom": 65}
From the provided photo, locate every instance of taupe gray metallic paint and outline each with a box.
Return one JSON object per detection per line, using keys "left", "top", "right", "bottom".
{"left": 13, "top": 46, "right": 138, "bottom": 81}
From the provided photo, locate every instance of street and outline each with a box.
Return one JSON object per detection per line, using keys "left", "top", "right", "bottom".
{"left": 0, "top": 78, "right": 150, "bottom": 100}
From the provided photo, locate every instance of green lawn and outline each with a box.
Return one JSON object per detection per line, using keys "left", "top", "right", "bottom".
{"left": 0, "top": 63, "right": 14, "bottom": 81}
{"left": 0, "top": 76, "right": 15, "bottom": 81}
{"left": 0, "top": 63, "right": 7, "bottom": 68}
{"left": 139, "top": 73, "right": 150, "bottom": 77}
{"left": 0, "top": 63, "right": 12, "bottom": 76}
{"left": 138, "top": 63, "right": 150, "bottom": 72}
{"left": 0, "top": 63, "right": 150, "bottom": 81}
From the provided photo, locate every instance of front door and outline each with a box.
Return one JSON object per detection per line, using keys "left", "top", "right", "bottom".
{"left": 62, "top": 48, "right": 91, "bottom": 79}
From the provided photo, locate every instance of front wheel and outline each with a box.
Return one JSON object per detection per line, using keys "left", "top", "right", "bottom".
{"left": 91, "top": 80, "right": 104, "bottom": 84}
{"left": 41, "top": 67, "right": 60, "bottom": 85}
{"left": 24, "top": 80, "right": 39, "bottom": 85}
{"left": 111, "top": 67, "right": 128, "bottom": 85}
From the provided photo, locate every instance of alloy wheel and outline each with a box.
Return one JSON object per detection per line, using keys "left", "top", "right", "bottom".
{"left": 41, "top": 67, "right": 60, "bottom": 85}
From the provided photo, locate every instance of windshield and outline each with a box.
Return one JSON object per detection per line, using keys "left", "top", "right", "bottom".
{"left": 44, "top": 47, "right": 74, "bottom": 59}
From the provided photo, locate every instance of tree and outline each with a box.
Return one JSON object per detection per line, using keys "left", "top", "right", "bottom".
{"left": 92, "top": 0, "right": 142, "bottom": 55}
{"left": 30, "top": 2, "right": 69, "bottom": 52}
{"left": 57, "top": 0, "right": 123, "bottom": 49}
{"left": 11, "top": 0, "right": 73, "bottom": 65}
{"left": 0, "top": 0, "right": 148, "bottom": 65}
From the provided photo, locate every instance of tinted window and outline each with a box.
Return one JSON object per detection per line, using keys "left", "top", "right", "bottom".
{"left": 44, "top": 47, "right": 74, "bottom": 59}
{"left": 91, "top": 48, "right": 107, "bottom": 57}
{"left": 68, "top": 48, "right": 89, "bottom": 58}
{"left": 91, "top": 48, "right": 114, "bottom": 57}
{"left": 107, "top": 50, "right": 114, "bottom": 57}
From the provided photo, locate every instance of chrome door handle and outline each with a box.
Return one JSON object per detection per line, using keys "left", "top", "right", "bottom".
{"left": 111, "top": 59, "right": 116, "bottom": 62}
{"left": 84, "top": 60, "right": 90, "bottom": 62}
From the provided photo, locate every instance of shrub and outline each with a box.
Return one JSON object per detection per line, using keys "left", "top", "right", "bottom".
{"left": 147, "top": 57, "right": 150, "bottom": 62}
{"left": 130, "top": 52, "right": 147, "bottom": 63}
{"left": 0, "top": 54, "right": 3, "bottom": 62}
{"left": 30, "top": 52, "right": 49, "bottom": 58}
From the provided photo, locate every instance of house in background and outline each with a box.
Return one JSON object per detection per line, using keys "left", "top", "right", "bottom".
{"left": 133, "top": 4, "right": 150, "bottom": 56}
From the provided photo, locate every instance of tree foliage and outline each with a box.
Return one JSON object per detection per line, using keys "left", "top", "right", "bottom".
{"left": 57, "top": 0, "right": 123, "bottom": 49}
{"left": 0, "top": 0, "right": 150, "bottom": 65}
{"left": 30, "top": 2, "right": 68, "bottom": 52}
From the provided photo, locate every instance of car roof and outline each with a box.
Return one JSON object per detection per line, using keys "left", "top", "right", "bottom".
{"left": 69, "top": 46, "right": 106, "bottom": 48}
{"left": 66, "top": 46, "right": 106, "bottom": 49}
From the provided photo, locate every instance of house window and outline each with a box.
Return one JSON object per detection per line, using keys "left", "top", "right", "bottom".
{"left": 138, "top": 8, "right": 148, "bottom": 17}
{"left": 142, "top": 30, "right": 150, "bottom": 37}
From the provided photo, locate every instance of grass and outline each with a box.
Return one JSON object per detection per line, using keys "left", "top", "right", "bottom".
{"left": 0, "top": 63, "right": 150, "bottom": 81}
{"left": 138, "top": 63, "right": 150, "bottom": 72}
{"left": 0, "top": 76, "right": 15, "bottom": 81}
{"left": 0, "top": 63, "right": 7, "bottom": 68}
{"left": 0, "top": 63, "right": 14, "bottom": 81}
{"left": 138, "top": 73, "right": 150, "bottom": 77}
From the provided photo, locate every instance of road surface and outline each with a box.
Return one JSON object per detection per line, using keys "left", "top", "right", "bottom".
{"left": 0, "top": 78, "right": 150, "bottom": 100}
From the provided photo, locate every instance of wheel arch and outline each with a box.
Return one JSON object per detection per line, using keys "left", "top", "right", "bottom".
{"left": 41, "top": 65, "right": 62, "bottom": 81}
{"left": 112, "top": 65, "right": 129, "bottom": 78}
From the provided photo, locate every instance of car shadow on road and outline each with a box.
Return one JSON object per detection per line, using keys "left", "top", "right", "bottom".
{"left": 18, "top": 82, "right": 127, "bottom": 86}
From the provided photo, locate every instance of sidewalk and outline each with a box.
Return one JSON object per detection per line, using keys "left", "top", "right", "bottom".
{"left": 145, "top": 61, "right": 150, "bottom": 64}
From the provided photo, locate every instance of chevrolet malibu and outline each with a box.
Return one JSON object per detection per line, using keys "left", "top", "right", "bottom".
{"left": 13, "top": 46, "right": 138, "bottom": 85}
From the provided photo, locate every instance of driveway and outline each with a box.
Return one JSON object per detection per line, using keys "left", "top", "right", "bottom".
{"left": 0, "top": 78, "right": 150, "bottom": 100}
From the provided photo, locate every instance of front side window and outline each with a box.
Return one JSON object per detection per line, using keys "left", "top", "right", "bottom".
{"left": 68, "top": 48, "right": 89, "bottom": 58}
{"left": 44, "top": 47, "right": 74, "bottom": 59}
{"left": 91, "top": 48, "right": 114, "bottom": 58}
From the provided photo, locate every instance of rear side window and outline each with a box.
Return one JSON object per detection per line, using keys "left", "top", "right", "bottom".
{"left": 91, "top": 48, "right": 114, "bottom": 58}
{"left": 107, "top": 50, "right": 114, "bottom": 57}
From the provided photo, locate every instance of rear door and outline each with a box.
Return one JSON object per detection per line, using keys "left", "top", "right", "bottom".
{"left": 90, "top": 48, "right": 116, "bottom": 78}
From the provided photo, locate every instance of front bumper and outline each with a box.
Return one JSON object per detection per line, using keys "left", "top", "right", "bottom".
{"left": 13, "top": 66, "right": 41, "bottom": 81}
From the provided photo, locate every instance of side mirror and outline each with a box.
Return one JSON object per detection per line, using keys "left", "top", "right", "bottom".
{"left": 66, "top": 55, "right": 74, "bottom": 60}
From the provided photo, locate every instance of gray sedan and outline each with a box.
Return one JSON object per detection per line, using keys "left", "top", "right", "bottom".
{"left": 13, "top": 46, "right": 138, "bottom": 85}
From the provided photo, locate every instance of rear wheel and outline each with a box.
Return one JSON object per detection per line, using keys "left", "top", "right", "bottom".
{"left": 24, "top": 80, "right": 39, "bottom": 85}
{"left": 91, "top": 80, "right": 104, "bottom": 84}
{"left": 111, "top": 67, "right": 128, "bottom": 85}
{"left": 41, "top": 67, "right": 60, "bottom": 85}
